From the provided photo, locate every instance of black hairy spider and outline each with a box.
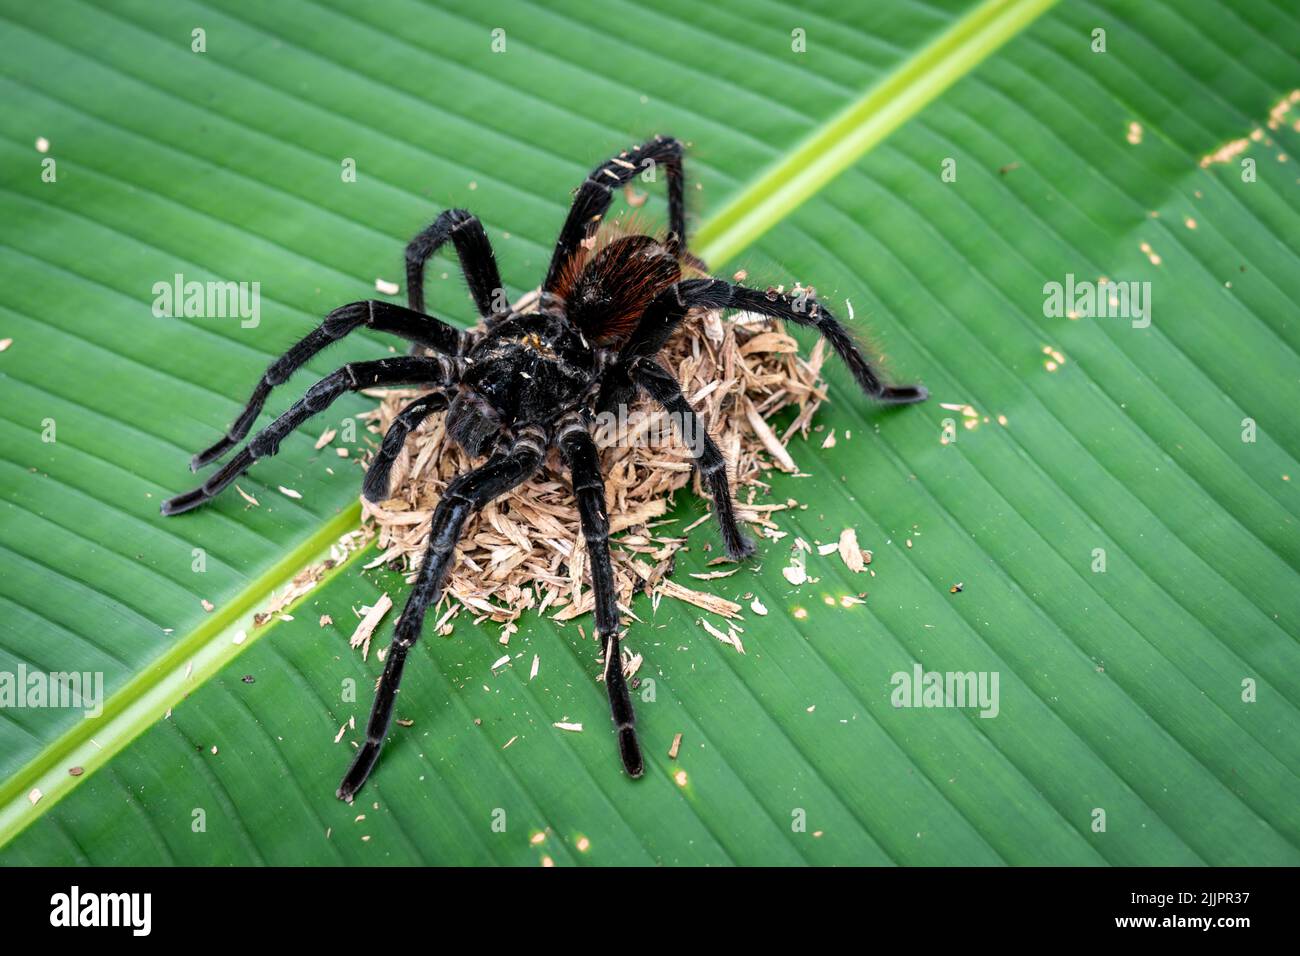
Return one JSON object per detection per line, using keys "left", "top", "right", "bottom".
{"left": 162, "top": 136, "right": 928, "bottom": 801}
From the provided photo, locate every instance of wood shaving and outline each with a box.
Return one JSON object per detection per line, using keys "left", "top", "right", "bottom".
{"left": 744, "top": 396, "right": 796, "bottom": 472}
{"left": 688, "top": 568, "right": 739, "bottom": 581}
{"left": 668, "top": 732, "right": 683, "bottom": 759}
{"left": 700, "top": 617, "right": 743, "bottom": 653}
{"left": 349, "top": 593, "right": 393, "bottom": 661}
{"left": 782, "top": 560, "right": 807, "bottom": 586}
{"left": 838, "top": 527, "right": 866, "bottom": 573}
{"left": 622, "top": 649, "right": 643, "bottom": 679}
{"left": 254, "top": 526, "right": 374, "bottom": 628}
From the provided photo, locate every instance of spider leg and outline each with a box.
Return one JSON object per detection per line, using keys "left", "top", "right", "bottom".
{"left": 190, "top": 300, "right": 468, "bottom": 471}
{"left": 724, "top": 283, "right": 927, "bottom": 404}
{"left": 629, "top": 358, "right": 756, "bottom": 561}
{"left": 361, "top": 391, "right": 450, "bottom": 504}
{"left": 338, "top": 427, "right": 545, "bottom": 801}
{"left": 620, "top": 278, "right": 928, "bottom": 405}
{"left": 594, "top": 278, "right": 733, "bottom": 414}
{"left": 161, "top": 356, "right": 454, "bottom": 516}
{"left": 556, "top": 415, "right": 643, "bottom": 778}
{"left": 544, "top": 136, "right": 690, "bottom": 294}
{"left": 405, "top": 208, "right": 508, "bottom": 321}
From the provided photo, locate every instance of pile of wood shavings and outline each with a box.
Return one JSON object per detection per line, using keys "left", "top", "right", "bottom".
{"left": 252, "top": 526, "right": 376, "bottom": 628}
{"left": 358, "top": 294, "right": 832, "bottom": 642}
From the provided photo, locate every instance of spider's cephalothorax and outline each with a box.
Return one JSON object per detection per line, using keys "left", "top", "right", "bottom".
{"left": 444, "top": 312, "right": 593, "bottom": 457}
{"left": 161, "top": 136, "right": 928, "bottom": 801}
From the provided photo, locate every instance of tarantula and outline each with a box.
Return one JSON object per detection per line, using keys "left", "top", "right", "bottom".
{"left": 162, "top": 136, "right": 928, "bottom": 801}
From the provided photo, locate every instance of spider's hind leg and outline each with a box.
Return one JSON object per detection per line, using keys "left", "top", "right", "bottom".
{"left": 338, "top": 428, "right": 545, "bottom": 801}
{"left": 557, "top": 415, "right": 643, "bottom": 777}
{"left": 627, "top": 359, "right": 755, "bottom": 562}
{"left": 723, "top": 283, "right": 927, "bottom": 405}
{"left": 362, "top": 391, "right": 449, "bottom": 503}
{"left": 620, "top": 279, "right": 927, "bottom": 406}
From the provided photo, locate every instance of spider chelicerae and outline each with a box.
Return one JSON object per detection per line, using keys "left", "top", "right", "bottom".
{"left": 162, "top": 136, "right": 928, "bottom": 801}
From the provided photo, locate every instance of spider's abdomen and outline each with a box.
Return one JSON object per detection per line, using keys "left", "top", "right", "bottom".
{"left": 563, "top": 235, "right": 681, "bottom": 346}
{"left": 447, "top": 314, "right": 593, "bottom": 456}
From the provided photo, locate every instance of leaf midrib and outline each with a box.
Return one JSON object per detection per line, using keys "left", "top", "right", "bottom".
{"left": 0, "top": 0, "right": 1057, "bottom": 849}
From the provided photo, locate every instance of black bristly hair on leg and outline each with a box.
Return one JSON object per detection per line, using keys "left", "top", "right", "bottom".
{"left": 543, "top": 136, "right": 689, "bottom": 294}
{"left": 189, "top": 300, "right": 469, "bottom": 471}
{"left": 361, "top": 391, "right": 450, "bottom": 504}
{"left": 405, "top": 208, "right": 508, "bottom": 321}
{"left": 616, "top": 278, "right": 929, "bottom": 407}
{"left": 161, "top": 356, "right": 456, "bottom": 516}
{"left": 337, "top": 427, "right": 545, "bottom": 802}
{"left": 724, "top": 284, "right": 928, "bottom": 405}
{"left": 628, "top": 358, "right": 756, "bottom": 561}
{"left": 556, "top": 415, "right": 643, "bottom": 778}
{"left": 614, "top": 278, "right": 732, "bottom": 363}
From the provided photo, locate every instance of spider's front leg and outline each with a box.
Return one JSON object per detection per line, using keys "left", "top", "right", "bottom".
{"left": 337, "top": 426, "right": 545, "bottom": 801}
{"left": 190, "top": 300, "right": 469, "bottom": 471}
{"left": 405, "top": 208, "right": 508, "bottom": 322}
{"left": 544, "top": 135, "right": 691, "bottom": 294}
{"left": 557, "top": 415, "right": 644, "bottom": 778}
{"left": 161, "top": 356, "right": 455, "bottom": 515}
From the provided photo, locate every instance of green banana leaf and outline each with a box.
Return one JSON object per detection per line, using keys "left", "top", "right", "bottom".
{"left": 1, "top": 0, "right": 1298, "bottom": 865}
